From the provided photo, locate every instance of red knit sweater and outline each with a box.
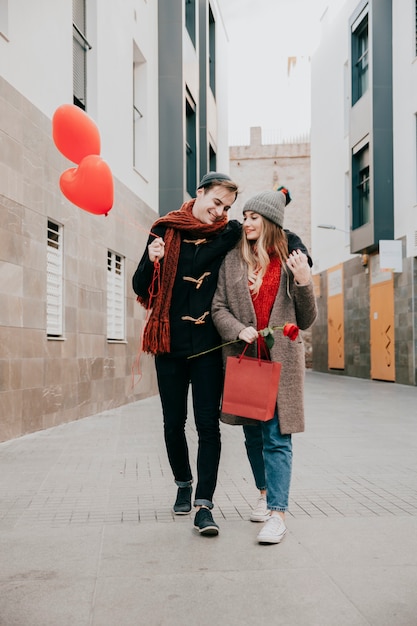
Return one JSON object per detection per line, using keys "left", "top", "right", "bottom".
{"left": 251, "top": 256, "right": 281, "bottom": 358}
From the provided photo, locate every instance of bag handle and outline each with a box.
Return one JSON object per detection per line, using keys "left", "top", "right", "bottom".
{"left": 238, "top": 336, "right": 262, "bottom": 365}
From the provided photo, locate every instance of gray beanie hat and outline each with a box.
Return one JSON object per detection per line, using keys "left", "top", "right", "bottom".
{"left": 243, "top": 190, "right": 286, "bottom": 228}
{"left": 197, "top": 171, "right": 232, "bottom": 189}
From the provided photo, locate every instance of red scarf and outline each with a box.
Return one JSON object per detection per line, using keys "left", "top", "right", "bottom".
{"left": 138, "top": 199, "right": 228, "bottom": 354}
{"left": 251, "top": 256, "right": 281, "bottom": 358}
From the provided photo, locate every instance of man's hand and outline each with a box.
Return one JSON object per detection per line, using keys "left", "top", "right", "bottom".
{"left": 148, "top": 237, "right": 165, "bottom": 262}
{"left": 286, "top": 249, "right": 311, "bottom": 285}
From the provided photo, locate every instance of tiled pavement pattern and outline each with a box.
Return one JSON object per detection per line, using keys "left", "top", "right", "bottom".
{"left": 1, "top": 371, "right": 417, "bottom": 626}
{"left": 1, "top": 371, "right": 416, "bottom": 529}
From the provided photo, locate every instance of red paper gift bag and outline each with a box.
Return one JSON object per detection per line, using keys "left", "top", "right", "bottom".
{"left": 221, "top": 354, "right": 282, "bottom": 422}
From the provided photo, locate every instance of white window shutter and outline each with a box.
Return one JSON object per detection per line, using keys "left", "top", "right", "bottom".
{"left": 47, "top": 221, "right": 63, "bottom": 336}
{"left": 107, "top": 251, "right": 125, "bottom": 340}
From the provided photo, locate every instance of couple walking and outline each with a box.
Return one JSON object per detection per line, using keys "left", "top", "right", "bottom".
{"left": 132, "top": 172, "right": 317, "bottom": 544}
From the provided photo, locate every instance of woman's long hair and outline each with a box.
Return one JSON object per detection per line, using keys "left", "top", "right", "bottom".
{"left": 239, "top": 214, "right": 289, "bottom": 296}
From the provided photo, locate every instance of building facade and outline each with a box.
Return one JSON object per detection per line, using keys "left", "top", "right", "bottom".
{"left": 311, "top": 0, "right": 417, "bottom": 385}
{"left": 0, "top": 0, "right": 230, "bottom": 441}
{"left": 159, "top": 0, "right": 230, "bottom": 213}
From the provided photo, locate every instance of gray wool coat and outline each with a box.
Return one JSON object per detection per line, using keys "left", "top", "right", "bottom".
{"left": 211, "top": 248, "right": 318, "bottom": 434}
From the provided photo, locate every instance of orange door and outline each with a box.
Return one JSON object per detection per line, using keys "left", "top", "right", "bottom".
{"left": 370, "top": 259, "right": 395, "bottom": 381}
{"left": 327, "top": 265, "right": 344, "bottom": 370}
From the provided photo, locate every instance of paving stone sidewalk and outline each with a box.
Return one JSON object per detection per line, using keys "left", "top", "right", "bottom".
{"left": 0, "top": 371, "right": 416, "bottom": 625}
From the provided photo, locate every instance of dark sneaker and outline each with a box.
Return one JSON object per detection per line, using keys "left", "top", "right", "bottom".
{"left": 194, "top": 507, "right": 219, "bottom": 536}
{"left": 172, "top": 486, "right": 192, "bottom": 515}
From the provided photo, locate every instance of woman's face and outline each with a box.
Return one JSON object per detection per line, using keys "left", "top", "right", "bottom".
{"left": 243, "top": 211, "right": 263, "bottom": 241}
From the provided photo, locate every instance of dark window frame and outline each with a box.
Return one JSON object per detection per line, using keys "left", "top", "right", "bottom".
{"left": 185, "top": 91, "right": 197, "bottom": 197}
{"left": 208, "top": 5, "right": 216, "bottom": 96}
{"left": 351, "top": 13, "right": 369, "bottom": 105}
{"left": 209, "top": 144, "right": 216, "bottom": 172}
{"left": 415, "top": 0, "right": 417, "bottom": 56}
{"left": 185, "top": 0, "right": 196, "bottom": 47}
{"left": 352, "top": 144, "right": 370, "bottom": 229}
{"left": 73, "top": 0, "right": 91, "bottom": 110}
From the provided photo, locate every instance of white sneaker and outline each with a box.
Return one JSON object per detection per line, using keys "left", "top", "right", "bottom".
{"left": 257, "top": 515, "right": 287, "bottom": 544}
{"left": 250, "top": 495, "right": 271, "bottom": 522}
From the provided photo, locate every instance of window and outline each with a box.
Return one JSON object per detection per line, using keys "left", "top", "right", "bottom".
{"left": 73, "top": 0, "right": 91, "bottom": 109}
{"left": 0, "top": 0, "right": 8, "bottom": 40}
{"left": 343, "top": 172, "right": 351, "bottom": 244}
{"left": 352, "top": 144, "right": 370, "bottom": 229}
{"left": 208, "top": 5, "right": 216, "bottom": 96}
{"left": 343, "top": 62, "right": 350, "bottom": 135}
{"left": 185, "top": 0, "right": 196, "bottom": 47}
{"left": 107, "top": 251, "right": 125, "bottom": 341}
{"left": 209, "top": 144, "right": 216, "bottom": 172}
{"left": 415, "top": 114, "right": 417, "bottom": 200}
{"left": 186, "top": 91, "right": 197, "bottom": 197}
{"left": 351, "top": 11, "right": 368, "bottom": 105}
{"left": 47, "top": 221, "right": 64, "bottom": 337}
{"left": 133, "top": 43, "right": 147, "bottom": 175}
{"left": 415, "top": 0, "right": 417, "bottom": 56}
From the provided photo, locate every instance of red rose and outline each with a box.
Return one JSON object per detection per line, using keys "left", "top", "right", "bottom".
{"left": 283, "top": 323, "right": 299, "bottom": 341}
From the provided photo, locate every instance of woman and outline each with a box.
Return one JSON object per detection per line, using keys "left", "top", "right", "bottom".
{"left": 211, "top": 189, "right": 317, "bottom": 544}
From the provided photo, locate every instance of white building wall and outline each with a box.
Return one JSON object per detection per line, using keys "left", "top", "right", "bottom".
{"left": 0, "top": 0, "right": 159, "bottom": 209}
{"left": 313, "top": 0, "right": 417, "bottom": 267}
{"left": 209, "top": 0, "right": 230, "bottom": 173}
{"left": 311, "top": 1, "right": 358, "bottom": 274}
{"left": 392, "top": 0, "right": 417, "bottom": 258}
{"left": 0, "top": 2, "right": 72, "bottom": 116}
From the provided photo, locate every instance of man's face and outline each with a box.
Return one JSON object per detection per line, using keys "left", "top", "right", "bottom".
{"left": 192, "top": 186, "right": 236, "bottom": 225}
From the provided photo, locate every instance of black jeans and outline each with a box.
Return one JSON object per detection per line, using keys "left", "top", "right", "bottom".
{"left": 155, "top": 351, "right": 223, "bottom": 509}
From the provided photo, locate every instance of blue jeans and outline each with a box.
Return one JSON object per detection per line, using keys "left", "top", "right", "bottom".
{"left": 155, "top": 351, "right": 223, "bottom": 509}
{"left": 243, "top": 410, "right": 292, "bottom": 511}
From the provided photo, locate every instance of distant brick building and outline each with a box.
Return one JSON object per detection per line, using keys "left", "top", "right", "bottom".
{"left": 229, "top": 128, "right": 313, "bottom": 366}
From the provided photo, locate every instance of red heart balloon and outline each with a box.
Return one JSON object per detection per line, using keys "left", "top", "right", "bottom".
{"left": 59, "top": 155, "right": 114, "bottom": 215}
{"left": 52, "top": 104, "right": 101, "bottom": 164}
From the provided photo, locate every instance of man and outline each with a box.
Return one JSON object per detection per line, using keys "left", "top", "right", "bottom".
{"left": 132, "top": 173, "right": 311, "bottom": 536}
{"left": 132, "top": 173, "right": 240, "bottom": 535}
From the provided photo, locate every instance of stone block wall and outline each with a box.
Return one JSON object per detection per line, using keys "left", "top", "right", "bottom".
{"left": 344, "top": 259, "right": 371, "bottom": 379}
{"left": 311, "top": 273, "right": 328, "bottom": 373}
{"left": 0, "top": 77, "right": 158, "bottom": 442}
{"left": 394, "top": 252, "right": 417, "bottom": 385}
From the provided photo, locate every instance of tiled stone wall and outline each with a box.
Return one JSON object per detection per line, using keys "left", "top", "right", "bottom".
{"left": 344, "top": 258, "right": 371, "bottom": 379}
{"left": 312, "top": 252, "right": 416, "bottom": 386}
{"left": 394, "top": 251, "right": 416, "bottom": 385}
{"left": 311, "top": 272, "right": 328, "bottom": 373}
{"left": 0, "top": 77, "right": 158, "bottom": 442}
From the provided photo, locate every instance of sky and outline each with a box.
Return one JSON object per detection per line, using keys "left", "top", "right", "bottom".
{"left": 217, "top": 0, "right": 331, "bottom": 144}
